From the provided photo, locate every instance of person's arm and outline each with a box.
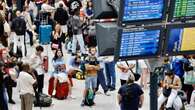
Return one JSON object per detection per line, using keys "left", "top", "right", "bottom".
{"left": 117, "top": 94, "right": 122, "bottom": 105}
{"left": 139, "top": 94, "right": 144, "bottom": 108}
{"left": 169, "top": 77, "right": 181, "bottom": 89}
{"left": 92, "top": 64, "right": 100, "bottom": 71}
{"left": 85, "top": 64, "right": 94, "bottom": 71}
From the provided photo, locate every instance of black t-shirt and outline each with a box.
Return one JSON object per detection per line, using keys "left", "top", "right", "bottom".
{"left": 118, "top": 83, "right": 144, "bottom": 110}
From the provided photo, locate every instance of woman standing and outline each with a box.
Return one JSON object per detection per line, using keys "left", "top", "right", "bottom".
{"left": 51, "top": 24, "right": 65, "bottom": 53}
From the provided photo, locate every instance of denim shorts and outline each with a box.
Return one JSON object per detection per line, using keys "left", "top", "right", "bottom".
{"left": 85, "top": 76, "right": 97, "bottom": 89}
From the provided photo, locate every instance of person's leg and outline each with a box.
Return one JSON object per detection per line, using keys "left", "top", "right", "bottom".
{"left": 53, "top": 77, "right": 58, "bottom": 95}
{"left": 186, "top": 84, "right": 194, "bottom": 104}
{"left": 173, "top": 96, "right": 182, "bottom": 110}
{"left": 77, "top": 34, "right": 86, "bottom": 54}
{"left": 81, "top": 77, "right": 91, "bottom": 106}
{"left": 111, "top": 62, "right": 116, "bottom": 89}
{"left": 13, "top": 33, "right": 18, "bottom": 54}
{"left": 97, "top": 69, "right": 109, "bottom": 93}
{"left": 92, "top": 76, "right": 97, "bottom": 97}
{"left": 107, "top": 61, "right": 116, "bottom": 89}
{"left": 105, "top": 63, "right": 111, "bottom": 89}
{"left": 71, "top": 35, "right": 77, "bottom": 54}
{"left": 158, "top": 94, "right": 167, "bottom": 110}
{"left": 26, "top": 30, "right": 33, "bottom": 46}
{"left": 190, "top": 89, "right": 195, "bottom": 105}
{"left": 96, "top": 74, "right": 100, "bottom": 92}
{"left": 25, "top": 93, "right": 33, "bottom": 110}
{"left": 20, "top": 95, "right": 25, "bottom": 110}
{"left": 38, "top": 74, "right": 44, "bottom": 94}
{"left": 166, "top": 90, "right": 178, "bottom": 108}
{"left": 19, "top": 35, "right": 25, "bottom": 57}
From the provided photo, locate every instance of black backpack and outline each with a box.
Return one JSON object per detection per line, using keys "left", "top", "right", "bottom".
{"left": 34, "top": 93, "right": 52, "bottom": 107}
{"left": 12, "top": 16, "right": 26, "bottom": 35}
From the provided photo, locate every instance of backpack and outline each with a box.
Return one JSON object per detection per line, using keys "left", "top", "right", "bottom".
{"left": 13, "top": 16, "right": 26, "bottom": 35}
{"left": 171, "top": 58, "right": 185, "bottom": 78}
{"left": 34, "top": 93, "right": 52, "bottom": 107}
{"left": 84, "top": 89, "right": 95, "bottom": 106}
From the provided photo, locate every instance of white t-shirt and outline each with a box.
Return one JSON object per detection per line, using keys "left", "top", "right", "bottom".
{"left": 117, "top": 61, "right": 136, "bottom": 80}
{"left": 17, "top": 71, "right": 36, "bottom": 95}
{"left": 30, "top": 54, "right": 44, "bottom": 75}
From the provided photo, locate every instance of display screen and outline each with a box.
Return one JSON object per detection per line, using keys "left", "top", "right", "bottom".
{"left": 166, "top": 27, "right": 195, "bottom": 54}
{"left": 173, "top": 0, "right": 195, "bottom": 18}
{"left": 119, "top": 30, "right": 161, "bottom": 58}
{"left": 122, "top": 0, "right": 164, "bottom": 22}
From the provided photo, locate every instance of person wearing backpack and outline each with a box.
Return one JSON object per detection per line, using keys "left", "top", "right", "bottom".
{"left": 11, "top": 10, "right": 27, "bottom": 58}
{"left": 118, "top": 73, "right": 144, "bottom": 110}
{"left": 81, "top": 47, "right": 100, "bottom": 106}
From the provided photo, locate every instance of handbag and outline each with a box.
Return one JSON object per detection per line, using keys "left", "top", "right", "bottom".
{"left": 3, "top": 21, "right": 11, "bottom": 33}
{"left": 51, "top": 43, "right": 59, "bottom": 49}
{"left": 163, "top": 76, "right": 174, "bottom": 97}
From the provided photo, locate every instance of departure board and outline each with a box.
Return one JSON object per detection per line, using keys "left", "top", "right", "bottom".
{"left": 122, "top": 0, "right": 164, "bottom": 22}
{"left": 169, "top": 0, "right": 195, "bottom": 21}
{"left": 119, "top": 30, "right": 161, "bottom": 57}
{"left": 166, "top": 27, "right": 195, "bottom": 54}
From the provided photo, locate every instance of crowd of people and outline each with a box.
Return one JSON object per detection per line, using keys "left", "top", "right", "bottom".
{"left": 0, "top": 0, "right": 195, "bottom": 110}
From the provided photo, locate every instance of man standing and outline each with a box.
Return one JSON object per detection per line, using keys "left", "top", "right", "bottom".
{"left": 105, "top": 59, "right": 116, "bottom": 91}
{"left": 54, "top": 3, "right": 69, "bottom": 34}
{"left": 81, "top": 47, "right": 100, "bottom": 106}
{"left": 118, "top": 74, "right": 144, "bottom": 110}
{"left": 11, "top": 10, "right": 26, "bottom": 58}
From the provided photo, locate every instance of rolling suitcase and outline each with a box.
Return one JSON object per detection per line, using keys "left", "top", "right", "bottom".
{"left": 48, "top": 77, "right": 54, "bottom": 96}
{"left": 48, "top": 77, "right": 69, "bottom": 99}
{"left": 55, "top": 82, "right": 69, "bottom": 99}
{"left": 39, "top": 25, "right": 52, "bottom": 44}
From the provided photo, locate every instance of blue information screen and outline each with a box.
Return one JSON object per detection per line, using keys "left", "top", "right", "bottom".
{"left": 119, "top": 30, "right": 160, "bottom": 57}
{"left": 123, "top": 0, "right": 164, "bottom": 22}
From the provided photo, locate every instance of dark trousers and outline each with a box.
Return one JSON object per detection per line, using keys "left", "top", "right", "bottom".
{"left": 96, "top": 69, "right": 108, "bottom": 93}
{"left": 26, "top": 30, "right": 33, "bottom": 46}
{"left": 120, "top": 79, "right": 127, "bottom": 86}
{"left": 105, "top": 61, "right": 116, "bottom": 89}
{"left": 37, "top": 74, "right": 44, "bottom": 94}
{"left": 183, "top": 84, "right": 194, "bottom": 104}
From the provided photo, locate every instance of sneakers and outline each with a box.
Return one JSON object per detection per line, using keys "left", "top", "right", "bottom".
{"left": 9, "top": 99, "right": 16, "bottom": 104}
{"left": 104, "top": 90, "right": 111, "bottom": 96}
{"left": 109, "top": 87, "right": 116, "bottom": 91}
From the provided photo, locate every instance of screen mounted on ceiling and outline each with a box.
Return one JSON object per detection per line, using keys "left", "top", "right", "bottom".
{"left": 118, "top": 0, "right": 167, "bottom": 26}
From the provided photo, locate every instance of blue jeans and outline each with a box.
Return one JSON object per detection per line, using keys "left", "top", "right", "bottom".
{"left": 85, "top": 76, "right": 97, "bottom": 89}
{"left": 105, "top": 61, "right": 116, "bottom": 88}
{"left": 96, "top": 69, "right": 109, "bottom": 92}
{"left": 0, "top": 86, "right": 8, "bottom": 110}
